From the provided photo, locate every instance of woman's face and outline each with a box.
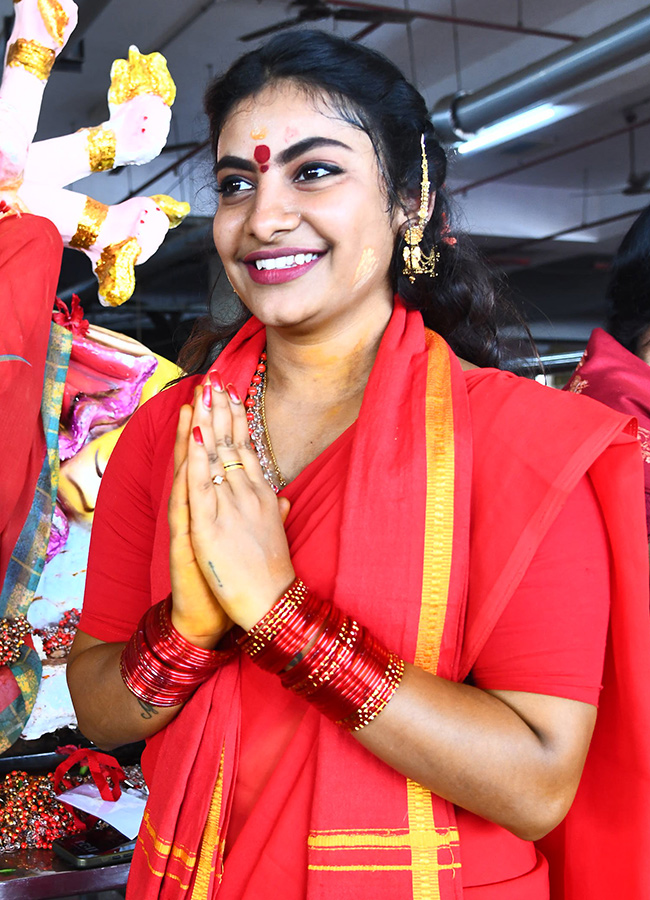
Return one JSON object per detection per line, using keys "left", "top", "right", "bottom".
{"left": 212, "top": 81, "right": 407, "bottom": 336}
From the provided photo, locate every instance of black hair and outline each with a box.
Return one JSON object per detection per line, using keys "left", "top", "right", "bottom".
{"left": 606, "top": 204, "right": 650, "bottom": 356}
{"left": 180, "top": 29, "right": 511, "bottom": 373}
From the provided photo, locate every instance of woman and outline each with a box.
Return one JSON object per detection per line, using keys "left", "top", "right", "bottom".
{"left": 567, "top": 203, "right": 650, "bottom": 535}
{"left": 67, "top": 30, "right": 650, "bottom": 899}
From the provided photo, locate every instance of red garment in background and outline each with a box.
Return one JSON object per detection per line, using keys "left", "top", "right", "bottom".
{"left": 80, "top": 306, "right": 650, "bottom": 898}
{"left": 565, "top": 326, "right": 650, "bottom": 535}
{"left": 0, "top": 214, "right": 62, "bottom": 587}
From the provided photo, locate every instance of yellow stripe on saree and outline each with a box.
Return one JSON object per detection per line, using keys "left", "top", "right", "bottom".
{"left": 136, "top": 744, "right": 226, "bottom": 895}
{"left": 406, "top": 330, "right": 458, "bottom": 900}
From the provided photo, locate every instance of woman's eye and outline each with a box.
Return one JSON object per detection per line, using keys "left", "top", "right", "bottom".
{"left": 295, "top": 163, "right": 342, "bottom": 183}
{"left": 217, "top": 176, "right": 254, "bottom": 197}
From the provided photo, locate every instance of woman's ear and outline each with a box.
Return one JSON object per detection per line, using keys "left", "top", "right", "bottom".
{"left": 395, "top": 190, "right": 436, "bottom": 235}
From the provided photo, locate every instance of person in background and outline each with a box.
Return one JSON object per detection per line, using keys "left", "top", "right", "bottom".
{"left": 67, "top": 30, "right": 650, "bottom": 900}
{"left": 566, "top": 203, "right": 650, "bottom": 536}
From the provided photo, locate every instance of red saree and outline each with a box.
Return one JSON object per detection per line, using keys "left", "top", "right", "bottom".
{"left": 86, "top": 304, "right": 649, "bottom": 899}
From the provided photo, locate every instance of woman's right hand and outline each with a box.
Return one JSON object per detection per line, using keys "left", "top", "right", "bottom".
{"left": 168, "top": 400, "right": 233, "bottom": 649}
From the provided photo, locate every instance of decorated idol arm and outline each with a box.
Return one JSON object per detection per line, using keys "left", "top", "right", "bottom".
{"left": 18, "top": 182, "right": 188, "bottom": 306}
{"left": 24, "top": 46, "right": 175, "bottom": 188}
{"left": 0, "top": 0, "right": 78, "bottom": 204}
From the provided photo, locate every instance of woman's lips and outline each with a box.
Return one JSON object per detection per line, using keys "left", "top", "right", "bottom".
{"left": 243, "top": 250, "right": 324, "bottom": 285}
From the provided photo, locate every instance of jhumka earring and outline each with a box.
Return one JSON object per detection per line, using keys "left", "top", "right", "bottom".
{"left": 402, "top": 135, "right": 440, "bottom": 283}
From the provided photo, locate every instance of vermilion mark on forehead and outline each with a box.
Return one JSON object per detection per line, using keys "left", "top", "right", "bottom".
{"left": 254, "top": 144, "right": 271, "bottom": 173}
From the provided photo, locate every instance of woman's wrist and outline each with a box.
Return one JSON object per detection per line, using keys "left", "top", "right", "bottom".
{"left": 168, "top": 607, "right": 229, "bottom": 650}
{"left": 120, "top": 596, "right": 236, "bottom": 707}
{"left": 238, "top": 580, "right": 405, "bottom": 731}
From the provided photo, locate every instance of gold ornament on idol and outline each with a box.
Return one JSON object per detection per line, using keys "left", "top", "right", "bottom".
{"left": 150, "top": 194, "right": 191, "bottom": 229}
{"left": 37, "top": 0, "right": 69, "bottom": 46}
{"left": 6, "top": 39, "right": 55, "bottom": 80}
{"left": 94, "top": 237, "right": 141, "bottom": 307}
{"left": 108, "top": 46, "right": 176, "bottom": 107}
{"left": 69, "top": 196, "right": 108, "bottom": 250}
{"left": 402, "top": 135, "right": 440, "bottom": 283}
{"left": 81, "top": 125, "right": 117, "bottom": 173}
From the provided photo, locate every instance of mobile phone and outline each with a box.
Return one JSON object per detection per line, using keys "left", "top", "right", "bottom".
{"left": 52, "top": 824, "right": 136, "bottom": 868}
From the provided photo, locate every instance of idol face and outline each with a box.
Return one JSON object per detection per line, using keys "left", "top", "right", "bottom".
{"left": 212, "top": 81, "right": 408, "bottom": 337}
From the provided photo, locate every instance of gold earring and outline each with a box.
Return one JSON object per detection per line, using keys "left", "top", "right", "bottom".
{"left": 402, "top": 135, "right": 440, "bottom": 283}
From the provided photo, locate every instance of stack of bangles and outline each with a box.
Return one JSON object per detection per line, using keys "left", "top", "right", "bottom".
{"left": 238, "top": 579, "right": 405, "bottom": 731}
{"left": 120, "top": 580, "right": 405, "bottom": 731}
{"left": 119, "top": 596, "right": 237, "bottom": 707}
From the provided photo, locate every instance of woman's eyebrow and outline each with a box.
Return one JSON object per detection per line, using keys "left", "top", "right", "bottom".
{"left": 277, "top": 136, "right": 353, "bottom": 164}
{"left": 215, "top": 155, "right": 255, "bottom": 174}
{"left": 215, "top": 137, "right": 353, "bottom": 174}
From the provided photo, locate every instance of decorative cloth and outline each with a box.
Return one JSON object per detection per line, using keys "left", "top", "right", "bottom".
{"left": 0, "top": 214, "right": 71, "bottom": 752}
{"left": 566, "top": 326, "right": 650, "bottom": 535}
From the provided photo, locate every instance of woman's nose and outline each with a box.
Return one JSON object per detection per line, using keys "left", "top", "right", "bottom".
{"left": 246, "top": 178, "right": 301, "bottom": 242}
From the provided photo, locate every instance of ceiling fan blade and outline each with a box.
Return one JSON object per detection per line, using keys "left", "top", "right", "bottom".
{"left": 332, "top": 7, "right": 412, "bottom": 24}
{"left": 350, "top": 20, "right": 382, "bottom": 41}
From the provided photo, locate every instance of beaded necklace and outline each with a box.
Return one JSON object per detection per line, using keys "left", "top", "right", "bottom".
{"left": 246, "top": 351, "right": 287, "bottom": 493}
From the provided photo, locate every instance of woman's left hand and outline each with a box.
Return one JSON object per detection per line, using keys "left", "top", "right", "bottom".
{"left": 185, "top": 372, "right": 295, "bottom": 631}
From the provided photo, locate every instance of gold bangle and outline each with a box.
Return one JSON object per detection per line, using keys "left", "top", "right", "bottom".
{"left": 69, "top": 196, "right": 108, "bottom": 250}
{"left": 82, "top": 126, "right": 116, "bottom": 173}
{"left": 6, "top": 39, "right": 55, "bottom": 81}
{"left": 37, "top": 0, "right": 70, "bottom": 47}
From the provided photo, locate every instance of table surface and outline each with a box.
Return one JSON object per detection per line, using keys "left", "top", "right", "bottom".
{"left": 0, "top": 730, "right": 141, "bottom": 899}
{"left": 0, "top": 847, "right": 129, "bottom": 899}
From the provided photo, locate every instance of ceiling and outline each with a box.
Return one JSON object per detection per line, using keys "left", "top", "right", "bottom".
{"left": 4, "top": 0, "right": 650, "bottom": 360}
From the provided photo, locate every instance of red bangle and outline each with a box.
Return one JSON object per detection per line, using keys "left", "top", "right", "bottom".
{"left": 240, "top": 582, "right": 405, "bottom": 731}
{"left": 119, "top": 596, "right": 236, "bottom": 707}
{"left": 238, "top": 580, "right": 328, "bottom": 672}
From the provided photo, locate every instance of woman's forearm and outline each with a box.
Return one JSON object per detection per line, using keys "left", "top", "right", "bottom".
{"left": 66, "top": 632, "right": 182, "bottom": 750}
{"left": 355, "top": 664, "right": 596, "bottom": 842}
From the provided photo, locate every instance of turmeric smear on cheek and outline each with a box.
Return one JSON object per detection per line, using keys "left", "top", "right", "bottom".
{"left": 352, "top": 247, "right": 377, "bottom": 289}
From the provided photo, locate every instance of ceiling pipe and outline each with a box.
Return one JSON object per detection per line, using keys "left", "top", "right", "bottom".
{"left": 491, "top": 207, "right": 646, "bottom": 256}
{"left": 431, "top": 6, "right": 650, "bottom": 143}
{"left": 450, "top": 115, "right": 650, "bottom": 195}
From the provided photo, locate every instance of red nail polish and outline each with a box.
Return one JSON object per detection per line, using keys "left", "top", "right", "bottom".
{"left": 226, "top": 383, "right": 241, "bottom": 404}
{"left": 210, "top": 370, "right": 224, "bottom": 391}
{"left": 192, "top": 426, "right": 204, "bottom": 445}
{"left": 202, "top": 384, "right": 212, "bottom": 409}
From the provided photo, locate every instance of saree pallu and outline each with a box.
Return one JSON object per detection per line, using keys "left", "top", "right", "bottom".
{"left": 126, "top": 303, "right": 650, "bottom": 899}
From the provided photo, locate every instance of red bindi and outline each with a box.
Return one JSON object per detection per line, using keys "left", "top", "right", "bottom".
{"left": 254, "top": 144, "right": 271, "bottom": 167}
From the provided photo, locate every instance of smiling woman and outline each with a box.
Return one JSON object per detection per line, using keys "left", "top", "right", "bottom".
{"left": 66, "top": 28, "right": 650, "bottom": 900}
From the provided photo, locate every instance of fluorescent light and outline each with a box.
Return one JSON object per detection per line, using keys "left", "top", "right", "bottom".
{"left": 457, "top": 103, "right": 558, "bottom": 155}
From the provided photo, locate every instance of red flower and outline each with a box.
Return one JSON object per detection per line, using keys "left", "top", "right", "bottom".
{"left": 53, "top": 295, "right": 89, "bottom": 336}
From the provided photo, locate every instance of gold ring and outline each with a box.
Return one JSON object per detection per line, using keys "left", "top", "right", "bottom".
{"left": 223, "top": 461, "right": 245, "bottom": 471}
{"left": 212, "top": 473, "right": 225, "bottom": 485}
